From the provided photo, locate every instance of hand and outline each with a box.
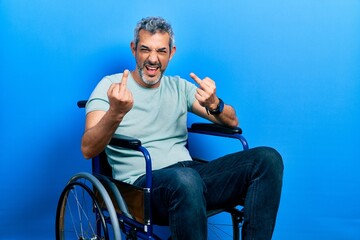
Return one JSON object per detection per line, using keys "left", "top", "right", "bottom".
{"left": 107, "top": 69, "right": 134, "bottom": 118}
{"left": 190, "top": 72, "right": 219, "bottom": 110}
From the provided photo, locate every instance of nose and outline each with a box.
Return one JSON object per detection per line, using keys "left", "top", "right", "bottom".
{"left": 147, "top": 50, "right": 159, "bottom": 63}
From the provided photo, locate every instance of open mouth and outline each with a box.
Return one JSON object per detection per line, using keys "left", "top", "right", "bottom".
{"left": 145, "top": 64, "right": 161, "bottom": 76}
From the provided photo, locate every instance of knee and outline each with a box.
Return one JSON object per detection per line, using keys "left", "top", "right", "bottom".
{"left": 169, "top": 168, "right": 206, "bottom": 197}
{"left": 171, "top": 168, "right": 205, "bottom": 193}
{"left": 255, "top": 147, "right": 284, "bottom": 179}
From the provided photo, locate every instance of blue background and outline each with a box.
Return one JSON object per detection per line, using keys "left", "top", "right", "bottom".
{"left": 1, "top": 0, "right": 359, "bottom": 239}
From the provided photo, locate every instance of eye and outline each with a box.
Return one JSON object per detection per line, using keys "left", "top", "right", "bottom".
{"left": 140, "top": 46, "right": 151, "bottom": 53}
{"left": 157, "top": 49, "right": 167, "bottom": 55}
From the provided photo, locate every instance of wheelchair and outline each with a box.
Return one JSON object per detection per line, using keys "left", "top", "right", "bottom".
{"left": 55, "top": 100, "right": 249, "bottom": 240}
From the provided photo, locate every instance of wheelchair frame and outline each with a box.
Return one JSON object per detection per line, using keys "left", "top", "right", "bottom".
{"left": 55, "top": 100, "right": 249, "bottom": 240}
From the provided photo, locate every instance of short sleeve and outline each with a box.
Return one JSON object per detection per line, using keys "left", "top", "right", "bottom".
{"left": 85, "top": 75, "right": 120, "bottom": 114}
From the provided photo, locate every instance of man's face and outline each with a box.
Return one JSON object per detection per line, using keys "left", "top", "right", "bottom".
{"left": 131, "top": 30, "right": 176, "bottom": 87}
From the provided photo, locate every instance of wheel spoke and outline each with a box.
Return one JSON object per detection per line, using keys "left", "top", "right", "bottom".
{"left": 57, "top": 180, "right": 110, "bottom": 240}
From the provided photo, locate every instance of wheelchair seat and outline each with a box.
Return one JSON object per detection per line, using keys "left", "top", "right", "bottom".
{"left": 55, "top": 100, "right": 249, "bottom": 240}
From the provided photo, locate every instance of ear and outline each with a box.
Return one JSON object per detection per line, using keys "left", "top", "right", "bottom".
{"left": 169, "top": 46, "right": 176, "bottom": 60}
{"left": 130, "top": 42, "right": 136, "bottom": 56}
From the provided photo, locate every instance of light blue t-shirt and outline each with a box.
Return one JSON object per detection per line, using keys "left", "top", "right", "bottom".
{"left": 86, "top": 73, "right": 197, "bottom": 183}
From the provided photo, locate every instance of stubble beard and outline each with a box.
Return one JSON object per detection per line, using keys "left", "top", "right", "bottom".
{"left": 137, "top": 61, "right": 164, "bottom": 86}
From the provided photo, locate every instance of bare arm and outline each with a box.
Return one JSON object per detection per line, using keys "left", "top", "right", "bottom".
{"left": 190, "top": 72, "right": 239, "bottom": 128}
{"left": 81, "top": 70, "right": 134, "bottom": 159}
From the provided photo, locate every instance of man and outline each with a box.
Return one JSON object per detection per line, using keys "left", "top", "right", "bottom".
{"left": 81, "top": 16, "right": 283, "bottom": 240}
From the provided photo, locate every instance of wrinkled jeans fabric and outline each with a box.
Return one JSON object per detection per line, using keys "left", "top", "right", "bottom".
{"left": 133, "top": 146, "right": 284, "bottom": 240}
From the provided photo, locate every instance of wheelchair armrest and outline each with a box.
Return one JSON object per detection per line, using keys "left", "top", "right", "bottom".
{"left": 108, "top": 134, "right": 152, "bottom": 189}
{"left": 109, "top": 134, "right": 142, "bottom": 150}
{"left": 189, "top": 123, "right": 242, "bottom": 134}
{"left": 77, "top": 100, "right": 87, "bottom": 108}
{"left": 189, "top": 123, "right": 249, "bottom": 150}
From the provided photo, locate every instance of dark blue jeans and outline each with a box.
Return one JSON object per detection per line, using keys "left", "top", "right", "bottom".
{"left": 133, "top": 146, "right": 284, "bottom": 240}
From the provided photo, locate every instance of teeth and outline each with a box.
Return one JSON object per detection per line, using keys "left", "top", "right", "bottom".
{"left": 147, "top": 66, "right": 158, "bottom": 70}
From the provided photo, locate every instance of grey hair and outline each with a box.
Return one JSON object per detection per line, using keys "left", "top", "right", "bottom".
{"left": 133, "top": 16, "right": 175, "bottom": 49}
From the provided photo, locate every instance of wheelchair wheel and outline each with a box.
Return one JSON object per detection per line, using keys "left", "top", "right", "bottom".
{"left": 207, "top": 209, "right": 243, "bottom": 240}
{"left": 56, "top": 172, "right": 121, "bottom": 240}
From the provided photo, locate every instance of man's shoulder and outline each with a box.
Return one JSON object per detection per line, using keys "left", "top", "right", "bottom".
{"left": 102, "top": 73, "right": 122, "bottom": 83}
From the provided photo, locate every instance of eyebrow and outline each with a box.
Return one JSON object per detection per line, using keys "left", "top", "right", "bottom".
{"left": 139, "top": 45, "right": 168, "bottom": 51}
